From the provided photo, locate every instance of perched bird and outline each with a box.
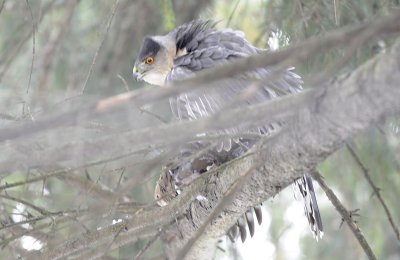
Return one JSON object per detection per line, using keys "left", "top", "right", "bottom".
{"left": 133, "top": 20, "right": 323, "bottom": 241}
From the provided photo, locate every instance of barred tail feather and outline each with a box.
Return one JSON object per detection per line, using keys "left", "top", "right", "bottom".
{"left": 296, "top": 173, "right": 324, "bottom": 240}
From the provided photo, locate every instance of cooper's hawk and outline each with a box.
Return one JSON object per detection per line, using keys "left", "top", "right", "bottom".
{"left": 133, "top": 20, "right": 323, "bottom": 242}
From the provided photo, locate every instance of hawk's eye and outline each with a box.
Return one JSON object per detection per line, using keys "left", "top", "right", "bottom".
{"left": 145, "top": 56, "right": 154, "bottom": 65}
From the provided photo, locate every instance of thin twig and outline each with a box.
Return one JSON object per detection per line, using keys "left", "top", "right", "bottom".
{"left": 312, "top": 170, "right": 377, "bottom": 260}
{"left": 36, "top": 0, "right": 77, "bottom": 101}
{"left": 133, "top": 230, "right": 162, "bottom": 260}
{"left": 97, "top": 225, "right": 127, "bottom": 259}
{"left": 0, "top": 151, "right": 139, "bottom": 192}
{"left": 0, "top": 2, "right": 54, "bottom": 84}
{"left": 0, "top": 194, "right": 51, "bottom": 215}
{"left": 0, "top": 208, "right": 85, "bottom": 232}
{"left": 81, "top": 0, "right": 119, "bottom": 94}
{"left": 226, "top": 0, "right": 241, "bottom": 27}
{"left": 117, "top": 74, "right": 130, "bottom": 92}
{"left": 1, "top": 220, "right": 58, "bottom": 248}
{"left": 42, "top": 185, "right": 196, "bottom": 259}
{"left": 0, "top": 0, "right": 6, "bottom": 16}
{"left": 25, "top": 0, "right": 35, "bottom": 94}
{"left": 346, "top": 144, "right": 400, "bottom": 241}
{"left": 0, "top": 113, "right": 18, "bottom": 121}
{"left": 296, "top": 0, "right": 308, "bottom": 28}
{"left": 138, "top": 107, "right": 168, "bottom": 124}
{"left": 59, "top": 172, "right": 116, "bottom": 202}
{"left": 333, "top": 0, "right": 339, "bottom": 25}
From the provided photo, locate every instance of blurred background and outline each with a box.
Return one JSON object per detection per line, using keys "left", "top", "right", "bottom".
{"left": 0, "top": 0, "right": 399, "bottom": 259}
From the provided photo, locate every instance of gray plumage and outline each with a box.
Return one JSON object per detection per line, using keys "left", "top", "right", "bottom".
{"left": 167, "top": 21, "right": 301, "bottom": 123}
{"left": 134, "top": 20, "right": 323, "bottom": 241}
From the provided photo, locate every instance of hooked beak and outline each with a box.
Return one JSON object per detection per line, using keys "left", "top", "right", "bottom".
{"left": 132, "top": 66, "right": 143, "bottom": 81}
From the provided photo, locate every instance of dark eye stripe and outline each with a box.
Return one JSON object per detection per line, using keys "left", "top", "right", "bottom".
{"left": 138, "top": 37, "right": 160, "bottom": 61}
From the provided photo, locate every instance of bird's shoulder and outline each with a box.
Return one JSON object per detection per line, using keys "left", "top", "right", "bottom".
{"left": 168, "top": 20, "right": 259, "bottom": 81}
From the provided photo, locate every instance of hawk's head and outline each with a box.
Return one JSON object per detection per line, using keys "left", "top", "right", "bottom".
{"left": 132, "top": 35, "right": 176, "bottom": 86}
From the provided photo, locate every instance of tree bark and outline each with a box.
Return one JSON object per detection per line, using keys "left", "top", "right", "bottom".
{"left": 163, "top": 38, "right": 400, "bottom": 259}
{"left": 40, "top": 34, "right": 400, "bottom": 260}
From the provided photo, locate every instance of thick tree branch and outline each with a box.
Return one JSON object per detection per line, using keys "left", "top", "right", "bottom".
{"left": 37, "top": 37, "right": 400, "bottom": 259}
{"left": 0, "top": 11, "right": 399, "bottom": 145}
{"left": 163, "top": 38, "right": 400, "bottom": 259}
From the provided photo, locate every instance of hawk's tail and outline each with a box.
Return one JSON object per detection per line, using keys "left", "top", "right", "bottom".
{"left": 295, "top": 173, "right": 324, "bottom": 240}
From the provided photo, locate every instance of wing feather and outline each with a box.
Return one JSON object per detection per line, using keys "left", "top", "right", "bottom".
{"left": 167, "top": 22, "right": 302, "bottom": 138}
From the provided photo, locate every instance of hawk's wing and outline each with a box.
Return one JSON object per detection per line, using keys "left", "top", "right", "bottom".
{"left": 164, "top": 21, "right": 323, "bottom": 240}
{"left": 167, "top": 26, "right": 303, "bottom": 132}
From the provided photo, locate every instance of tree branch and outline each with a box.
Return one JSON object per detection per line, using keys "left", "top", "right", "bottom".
{"left": 0, "top": 11, "right": 399, "bottom": 144}
{"left": 312, "top": 170, "right": 377, "bottom": 260}
{"left": 347, "top": 144, "right": 400, "bottom": 241}
{"left": 37, "top": 36, "right": 400, "bottom": 259}
{"left": 161, "top": 37, "right": 400, "bottom": 258}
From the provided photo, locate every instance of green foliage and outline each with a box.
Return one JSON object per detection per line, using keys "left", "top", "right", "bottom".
{"left": 160, "top": 0, "right": 176, "bottom": 31}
